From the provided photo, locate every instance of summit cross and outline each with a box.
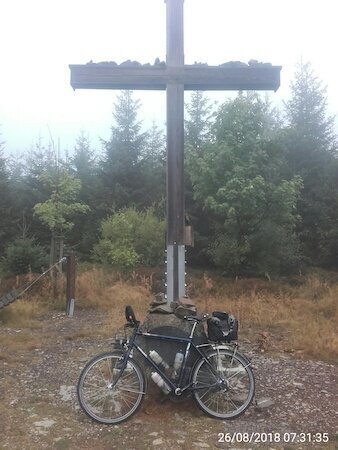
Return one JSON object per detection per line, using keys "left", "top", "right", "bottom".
{"left": 70, "top": 0, "right": 281, "bottom": 303}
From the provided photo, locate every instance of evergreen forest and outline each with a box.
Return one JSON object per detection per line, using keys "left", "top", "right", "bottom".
{"left": 1, "top": 62, "right": 337, "bottom": 277}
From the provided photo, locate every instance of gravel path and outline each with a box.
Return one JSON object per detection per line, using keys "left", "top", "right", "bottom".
{"left": 0, "top": 310, "right": 337, "bottom": 450}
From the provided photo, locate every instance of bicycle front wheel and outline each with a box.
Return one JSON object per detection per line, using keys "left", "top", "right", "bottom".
{"left": 77, "top": 351, "right": 146, "bottom": 424}
{"left": 192, "top": 348, "right": 255, "bottom": 419}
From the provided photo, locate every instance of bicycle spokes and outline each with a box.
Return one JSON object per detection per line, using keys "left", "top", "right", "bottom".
{"left": 192, "top": 349, "right": 255, "bottom": 419}
{"left": 78, "top": 352, "right": 145, "bottom": 424}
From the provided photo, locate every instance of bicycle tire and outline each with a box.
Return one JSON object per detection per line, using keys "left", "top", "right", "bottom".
{"left": 191, "top": 348, "right": 255, "bottom": 419}
{"left": 77, "top": 351, "right": 146, "bottom": 424}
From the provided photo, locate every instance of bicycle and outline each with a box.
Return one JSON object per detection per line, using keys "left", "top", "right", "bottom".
{"left": 77, "top": 306, "right": 255, "bottom": 424}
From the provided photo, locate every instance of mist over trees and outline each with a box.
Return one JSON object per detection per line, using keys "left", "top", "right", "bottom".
{"left": 1, "top": 62, "right": 337, "bottom": 276}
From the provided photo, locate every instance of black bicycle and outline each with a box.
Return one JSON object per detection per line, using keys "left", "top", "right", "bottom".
{"left": 77, "top": 306, "right": 255, "bottom": 424}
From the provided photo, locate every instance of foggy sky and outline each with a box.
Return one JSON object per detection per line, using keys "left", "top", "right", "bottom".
{"left": 0, "top": 0, "right": 337, "bottom": 156}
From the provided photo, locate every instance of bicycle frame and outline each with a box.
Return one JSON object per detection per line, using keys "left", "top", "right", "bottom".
{"left": 118, "top": 321, "right": 226, "bottom": 394}
{"left": 77, "top": 304, "right": 255, "bottom": 424}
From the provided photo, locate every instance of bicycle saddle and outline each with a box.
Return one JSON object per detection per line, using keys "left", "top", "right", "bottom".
{"left": 125, "top": 305, "right": 139, "bottom": 325}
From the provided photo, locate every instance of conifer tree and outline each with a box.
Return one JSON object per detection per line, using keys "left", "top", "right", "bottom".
{"left": 140, "top": 121, "right": 166, "bottom": 208}
{"left": 100, "top": 91, "right": 148, "bottom": 211}
{"left": 283, "top": 62, "right": 338, "bottom": 265}
{"left": 12, "top": 139, "right": 60, "bottom": 247}
{"left": 69, "top": 132, "right": 101, "bottom": 257}
{"left": 185, "top": 92, "right": 215, "bottom": 265}
{"left": 285, "top": 62, "right": 336, "bottom": 156}
{"left": 71, "top": 132, "right": 96, "bottom": 181}
{"left": 185, "top": 91, "right": 214, "bottom": 153}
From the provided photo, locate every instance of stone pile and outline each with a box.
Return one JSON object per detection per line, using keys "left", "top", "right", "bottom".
{"left": 86, "top": 59, "right": 273, "bottom": 68}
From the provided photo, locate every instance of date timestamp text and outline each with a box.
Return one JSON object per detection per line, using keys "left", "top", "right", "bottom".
{"left": 218, "top": 432, "right": 329, "bottom": 444}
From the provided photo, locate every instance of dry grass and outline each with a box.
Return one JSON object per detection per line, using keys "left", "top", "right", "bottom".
{"left": 0, "top": 332, "right": 43, "bottom": 354}
{"left": 0, "top": 271, "right": 67, "bottom": 328}
{"left": 0, "top": 302, "right": 46, "bottom": 361}
{"left": 75, "top": 267, "right": 152, "bottom": 328}
{"left": 0, "top": 298, "right": 47, "bottom": 329}
{"left": 191, "top": 271, "right": 338, "bottom": 362}
{"left": 0, "top": 266, "right": 337, "bottom": 362}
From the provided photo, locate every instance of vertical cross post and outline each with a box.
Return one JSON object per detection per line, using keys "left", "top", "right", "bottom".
{"left": 166, "top": 0, "right": 185, "bottom": 303}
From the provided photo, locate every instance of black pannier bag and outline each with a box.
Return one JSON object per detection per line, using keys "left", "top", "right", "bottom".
{"left": 207, "top": 311, "right": 238, "bottom": 342}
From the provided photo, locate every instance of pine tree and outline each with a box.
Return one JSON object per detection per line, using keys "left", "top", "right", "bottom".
{"left": 184, "top": 92, "right": 215, "bottom": 266}
{"left": 13, "top": 138, "right": 60, "bottom": 247}
{"left": 100, "top": 91, "right": 148, "bottom": 211}
{"left": 140, "top": 122, "right": 166, "bottom": 208}
{"left": 71, "top": 131, "right": 96, "bottom": 180}
{"left": 185, "top": 91, "right": 214, "bottom": 153}
{"left": 283, "top": 62, "right": 338, "bottom": 266}
{"left": 285, "top": 61, "right": 336, "bottom": 156}
{"left": 143, "top": 121, "right": 165, "bottom": 166}
{"left": 68, "top": 132, "right": 101, "bottom": 257}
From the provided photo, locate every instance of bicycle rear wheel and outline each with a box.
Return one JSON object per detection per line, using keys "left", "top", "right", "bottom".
{"left": 77, "top": 351, "right": 146, "bottom": 424}
{"left": 192, "top": 348, "right": 254, "bottom": 419}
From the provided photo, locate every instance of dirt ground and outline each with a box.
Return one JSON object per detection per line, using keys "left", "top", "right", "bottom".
{"left": 0, "top": 309, "right": 337, "bottom": 450}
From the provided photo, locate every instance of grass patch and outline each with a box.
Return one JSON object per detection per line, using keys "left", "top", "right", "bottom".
{"left": 75, "top": 267, "right": 152, "bottom": 312}
{"left": 1, "top": 266, "right": 337, "bottom": 362}
{"left": 0, "top": 298, "right": 47, "bottom": 329}
{"left": 192, "top": 272, "right": 338, "bottom": 362}
{"left": 0, "top": 332, "right": 43, "bottom": 352}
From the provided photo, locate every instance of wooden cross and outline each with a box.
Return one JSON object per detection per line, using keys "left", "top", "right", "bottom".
{"left": 70, "top": 0, "right": 281, "bottom": 303}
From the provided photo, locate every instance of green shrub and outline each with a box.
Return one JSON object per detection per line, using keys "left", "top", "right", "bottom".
{"left": 93, "top": 208, "right": 165, "bottom": 269}
{"left": 2, "top": 237, "right": 48, "bottom": 275}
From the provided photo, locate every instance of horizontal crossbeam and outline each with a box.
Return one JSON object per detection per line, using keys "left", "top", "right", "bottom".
{"left": 70, "top": 64, "right": 281, "bottom": 91}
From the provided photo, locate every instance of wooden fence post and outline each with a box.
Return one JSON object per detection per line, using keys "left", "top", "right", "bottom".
{"left": 66, "top": 252, "right": 76, "bottom": 316}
